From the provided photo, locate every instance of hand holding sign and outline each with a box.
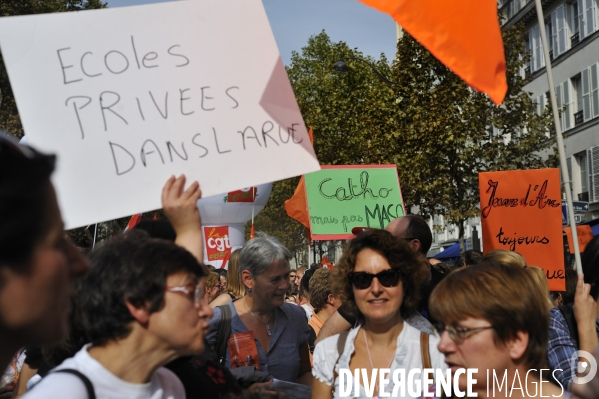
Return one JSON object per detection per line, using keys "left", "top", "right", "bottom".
{"left": 162, "top": 175, "right": 203, "bottom": 263}
{"left": 574, "top": 273, "right": 599, "bottom": 355}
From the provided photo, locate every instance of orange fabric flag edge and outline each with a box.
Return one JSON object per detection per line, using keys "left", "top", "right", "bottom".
{"left": 284, "top": 176, "right": 310, "bottom": 229}
{"left": 284, "top": 126, "right": 314, "bottom": 230}
{"left": 359, "top": 0, "right": 507, "bottom": 105}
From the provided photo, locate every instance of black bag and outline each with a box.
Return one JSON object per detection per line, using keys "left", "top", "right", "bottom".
{"left": 215, "top": 304, "right": 232, "bottom": 365}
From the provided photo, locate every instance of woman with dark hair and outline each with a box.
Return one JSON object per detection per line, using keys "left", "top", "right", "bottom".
{"left": 0, "top": 134, "right": 88, "bottom": 372}
{"left": 23, "top": 230, "right": 213, "bottom": 399}
{"left": 312, "top": 229, "right": 445, "bottom": 398}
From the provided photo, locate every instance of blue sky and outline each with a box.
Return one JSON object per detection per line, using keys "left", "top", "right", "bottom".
{"left": 105, "top": 0, "right": 397, "bottom": 65}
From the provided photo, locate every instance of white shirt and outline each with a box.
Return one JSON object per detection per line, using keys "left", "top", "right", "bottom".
{"left": 301, "top": 303, "right": 314, "bottom": 319}
{"left": 22, "top": 345, "right": 185, "bottom": 399}
{"left": 312, "top": 323, "right": 447, "bottom": 399}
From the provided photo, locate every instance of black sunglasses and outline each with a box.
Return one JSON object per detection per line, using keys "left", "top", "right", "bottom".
{"left": 348, "top": 270, "right": 402, "bottom": 290}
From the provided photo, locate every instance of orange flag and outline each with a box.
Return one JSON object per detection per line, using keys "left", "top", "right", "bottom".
{"left": 284, "top": 176, "right": 310, "bottom": 228}
{"left": 284, "top": 127, "right": 314, "bottom": 229}
{"left": 123, "top": 214, "right": 142, "bottom": 232}
{"left": 359, "top": 0, "right": 507, "bottom": 105}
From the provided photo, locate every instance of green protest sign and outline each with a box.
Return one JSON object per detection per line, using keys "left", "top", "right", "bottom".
{"left": 304, "top": 165, "right": 405, "bottom": 240}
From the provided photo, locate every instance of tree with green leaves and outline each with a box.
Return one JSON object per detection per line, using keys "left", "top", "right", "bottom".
{"left": 259, "top": 24, "right": 557, "bottom": 253}
{"left": 0, "top": 0, "right": 107, "bottom": 137}
{"left": 389, "top": 23, "right": 558, "bottom": 248}
{"left": 253, "top": 31, "right": 396, "bottom": 258}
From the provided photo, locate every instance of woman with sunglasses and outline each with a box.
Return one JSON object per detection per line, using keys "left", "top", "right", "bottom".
{"left": 428, "top": 260, "right": 568, "bottom": 398}
{"left": 312, "top": 229, "right": 446, "bottom": 398}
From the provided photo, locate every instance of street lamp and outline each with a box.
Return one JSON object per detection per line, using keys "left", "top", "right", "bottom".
{"left": 333, "top": 56, "right": 397, "bottom": 88}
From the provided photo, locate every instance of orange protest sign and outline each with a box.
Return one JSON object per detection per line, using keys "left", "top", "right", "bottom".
{"left": 479, "top": 169, "right": 565, "bottom": 291}
{"left": 564, "top": 225, "right": 593, "bottom": 254}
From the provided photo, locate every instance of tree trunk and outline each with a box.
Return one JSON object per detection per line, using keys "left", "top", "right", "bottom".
{"left": 458, "top": 221, "right": 466, "bottom": 253}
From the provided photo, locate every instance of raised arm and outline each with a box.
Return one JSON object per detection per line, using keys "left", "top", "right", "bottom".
{"left": 162, "top": 175, "right": 203, "bottom": 263}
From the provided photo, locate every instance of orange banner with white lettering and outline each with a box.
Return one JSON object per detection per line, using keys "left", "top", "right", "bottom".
{"left": 479, "top": 169, "right": 565, "bottom": 291}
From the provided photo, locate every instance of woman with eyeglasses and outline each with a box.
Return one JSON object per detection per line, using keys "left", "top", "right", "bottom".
{"left": 312, "top": 229, "right": 446, "bottom": 398}
{"left": 23, "top": 229, "right": 214, "bottom": 399}
{"left": 428, "top": 260, "right": 568, "bottom": 398}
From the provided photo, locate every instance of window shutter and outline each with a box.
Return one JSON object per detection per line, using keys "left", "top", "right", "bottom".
{"left": 589, "top": 146, "right": 599, "bottom": 203}
{"left": 556, "top": 83, "right": 563, "bottom": 126}
{"left": 532, "top": 25, "right": 544, "bottom": 71}
{"left": 566, "top": 156, "right": 574, "bottom": 198}
{"left": 586, "top": 0, "right": 596, "bottom": 36}
{"left": 580, "top": 0, "right": 587, "bottom": 39}
{"left": 527, "top": 27, "right": 537, "bottom": 72}
{"left": 541, "top": 93, "right": 546, "bottom": 113}
{"left": 557, "top": 5, "right": 567, "bottom": 55}
{"left": 567, "top": 156, "right": 573, "bottom": 184}
{"left": 592, "top": 63, "right": 599, "bottom": 118}
{"left": 562, "top": 79, "right": 572, "bottom": 131}
{"left": 582, "top": 67, "right": 592, "bottom": 121}
{"left": 552, "top": 9, "right": 559, "bottom": 55}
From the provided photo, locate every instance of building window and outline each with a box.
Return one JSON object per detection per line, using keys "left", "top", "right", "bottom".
{"left": 577, "top": 152, "right": 588, "bottom": 195}
{"left": 571, "top": 1, "right": 580, "bottom": 37}
{"left": 529, "top": 25, "right": 545, "bottom": 72}
{"left": 582, "top": 63, "right": 599, "bottom": 122}
{"left": 556, "top": 79, "right": 573, "bottom": 131}
{"left": 579, "top": 0, "right": 598, "bottom": 41}
{"left": 572, "top": 74, "right": 584, "bottom": 125}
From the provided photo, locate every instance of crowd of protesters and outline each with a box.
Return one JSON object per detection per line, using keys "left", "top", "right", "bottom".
{"left": 2, "top": 131, "right": 599, "bottom": 399}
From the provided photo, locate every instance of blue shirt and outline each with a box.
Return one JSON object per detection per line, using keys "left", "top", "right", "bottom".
{"left": 547, "top": 306, "right": 599, "bottom": 391}
{"left": 206, "top": 301, "right": 310, "bottom": 382}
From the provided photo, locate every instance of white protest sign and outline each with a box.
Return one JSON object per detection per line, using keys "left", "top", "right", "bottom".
{"left": 0, "top": 1, "right": 319, "bottom": 228}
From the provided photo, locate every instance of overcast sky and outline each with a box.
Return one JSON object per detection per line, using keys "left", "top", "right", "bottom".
{"left": 105, "top": 0, "right": 397, "bottom": 64}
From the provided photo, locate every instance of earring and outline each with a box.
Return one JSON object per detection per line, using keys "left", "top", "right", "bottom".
{"left": 248, "top": 288, "right": 252, "bottom": 293}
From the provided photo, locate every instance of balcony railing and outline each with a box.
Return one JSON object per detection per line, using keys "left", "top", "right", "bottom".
{"left": 571, "top": 32, "right": 580, "bottom": 46}
{"left": 575, "top": 110, "right": 584, "bottom": 126}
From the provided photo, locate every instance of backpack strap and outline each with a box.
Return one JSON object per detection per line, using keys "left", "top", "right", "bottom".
{"left": 332, "top": 331, "right": 349, "bottom": 388}
{"left": 421, "top": 331, "right": 435, "bottom": 388}
{"left": 558, "top": 303, "right": 579, "bottom": 348}
{"left": 53, "top": 369, "right": 95, "bottom": 399}
{"left": 420, "top": 332, "right": 432, "bottom": 369}
{"left": 216, "top": 304, "right": 233, "bottom": 364}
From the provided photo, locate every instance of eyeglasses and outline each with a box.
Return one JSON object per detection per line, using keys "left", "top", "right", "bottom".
{"left": 166, "top": 284, "right": 203, "bottom": 306}
{"left": 433, "top": 323, "right": 494, "bottom": 344}
{"left": 348, "top": 270, "right": 402, "bottom": 290}
{"left": 402, "top": 237, "right": 417, "bottom": 241}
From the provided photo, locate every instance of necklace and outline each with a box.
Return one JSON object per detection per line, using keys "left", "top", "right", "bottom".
{"left": 363, "top": 329, "right": 395, "bottom": 399}
{"left": 244, "top": 297, "right": 274, "bottom": 337}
